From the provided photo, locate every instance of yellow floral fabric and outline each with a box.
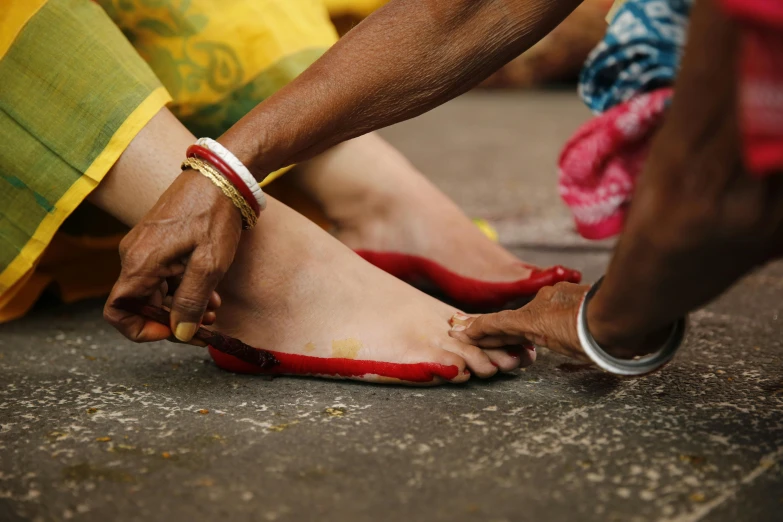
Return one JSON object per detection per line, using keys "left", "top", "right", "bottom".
{"left": 97, "top": 0, "right": 338, "bottom": 138}
{"left": 98, "top": 0, "right": 339, "bottom": 185}
{"left": 0, "top": 0, "right": 340, "bottom": 322}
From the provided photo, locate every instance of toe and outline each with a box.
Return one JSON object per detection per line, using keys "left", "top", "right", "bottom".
{"left": 440, "top": 338, "right": 498, "bottom": 378}
{"left": 435, "top": 349, "right": 471, "bottom": 383}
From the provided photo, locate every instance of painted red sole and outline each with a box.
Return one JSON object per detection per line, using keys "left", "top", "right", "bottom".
{"left": 355, "top": 250, "right": 581, "bottom": 308}
{"left": 208, "top": 347, "right": 461, "bottom": 383}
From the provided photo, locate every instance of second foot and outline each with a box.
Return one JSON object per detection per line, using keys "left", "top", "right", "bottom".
{"left": 294, "top": 133, "right": 581, "bottom": 310}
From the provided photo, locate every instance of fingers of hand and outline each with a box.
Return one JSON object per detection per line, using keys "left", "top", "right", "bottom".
{"left": 104, "top": 281, "right": 172, "bottom": 343}
{"left": 201, "top": 311, "right": 217, "bottom": 326}
{"left": 482, "top": 345, "right": 536, "bottom": 372}
{"left": 451, "top": 309, "right": 529, "bottom": 340}
{"left": 164, "top": 278, "right": 221, "bottom": 309}
{"left": 109, "top": 231, "right": 192, "bottom": 342}
{"left": 208, "top": 290, "right": 222, "bottom": 311}
{"left": 448, "top": 283, "right": 593, "bottom": 365}
{"left": 107, "top": 177, "right": 239, "bottom": 344}
{"left": 449, "top": 330, "right": 529, "bottom": 349}
{"left": 169, "top": 249, "right": 230, "bottom": 341}
{"left": 163, "top": 290, "right": 221, "bottom": 326}
{"left": 502, "top": 345, "right": 537, "bottom": 369}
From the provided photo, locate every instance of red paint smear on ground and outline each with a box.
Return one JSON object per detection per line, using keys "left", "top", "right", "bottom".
{"left": 208, "top": 346, "right": 460, "bottom": 383}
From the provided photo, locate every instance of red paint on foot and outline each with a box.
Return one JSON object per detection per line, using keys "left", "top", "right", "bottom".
{"left": 355, "top": 251, "right": 581, "bottom": 308}
{"left": 208, "top": 347, "right": 461, "bottom": 383}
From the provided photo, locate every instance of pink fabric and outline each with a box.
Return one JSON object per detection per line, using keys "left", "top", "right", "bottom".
{"left": 721, "top": 0, "right": 783, "bottom": 175}
{"left": 558, "top": 88, "right": 672, "bottom": 240}
{"left": 559, "top": 0, "right": 783, "bottom": 240}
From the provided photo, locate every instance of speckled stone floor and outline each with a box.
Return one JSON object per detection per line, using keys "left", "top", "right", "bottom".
{"left": 2, "top": 92, "right": 782, "bottom": 522}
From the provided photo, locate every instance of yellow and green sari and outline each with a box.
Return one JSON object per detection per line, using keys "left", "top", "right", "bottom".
{"left": 0, "top": 0, "right": 339, "bottom": 322}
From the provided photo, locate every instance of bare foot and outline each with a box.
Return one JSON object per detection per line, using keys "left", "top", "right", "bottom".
{"left": 210, "top": 198, "right": 535, "bottom": 384}
{"left": 91, "top": 109, "right": 532, "bottom": 386}
{"left": 292, "top": 133, "right": 580, "bottom": 306}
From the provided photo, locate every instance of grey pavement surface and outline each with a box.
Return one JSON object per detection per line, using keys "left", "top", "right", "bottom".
{"left": 2, "top": 92, "right": 783, "bottom": 522}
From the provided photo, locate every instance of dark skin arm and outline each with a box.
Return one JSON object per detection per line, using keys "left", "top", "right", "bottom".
{"left": 450, "top": 0, "right": 783, "bottom": 362}
{"left": 109, "top": 0, "right": 583, "bottom": 343}
{"left": 220, "top": 0, "right": 583, "bottom": 175}
{"left": 586, "top": 0, "right": 783, "bottom": 354}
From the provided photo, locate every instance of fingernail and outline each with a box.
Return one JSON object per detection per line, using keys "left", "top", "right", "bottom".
{"left": 453, "top": 312, "right": 469, "bottom": 320}
{"left": 174, "top": 322, "right": 197, "bottom": 342}
{"left": 451, "top": 324, "right": 466, "bottom": 332}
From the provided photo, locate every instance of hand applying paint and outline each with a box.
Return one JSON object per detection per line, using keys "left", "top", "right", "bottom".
{"left": 104, "top": 170, "right": 241, "bottom": 344}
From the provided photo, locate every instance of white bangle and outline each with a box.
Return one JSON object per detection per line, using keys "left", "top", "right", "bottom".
{"left": 576, "top": 276, "right": 687, "bottom": 376}
{"left": 195, "top": 137, "right": 267, "bottom": 211}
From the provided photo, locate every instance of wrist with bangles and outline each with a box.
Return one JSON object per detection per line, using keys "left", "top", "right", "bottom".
{"left": 181, "top": 137, "right": 267, "bottom": 229}
{"left": 577, "top": 277, "right": 687, "bottom": 376}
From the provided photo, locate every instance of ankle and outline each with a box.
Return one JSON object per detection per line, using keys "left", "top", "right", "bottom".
{"left": 324, "top": 177, "right": 414, "bottom": 236}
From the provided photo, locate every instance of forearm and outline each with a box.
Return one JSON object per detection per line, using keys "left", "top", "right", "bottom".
{"left": 584, "top": 110, "right": 747, "bottom": 357}
{"left": 582, "top": 0, "right": 755, "bottom": 357}
{"left": 585, "top": 219, "right": 691, "bottom": 358}
{"left": 220, "top": 0, "right": 581, "bottom": 178}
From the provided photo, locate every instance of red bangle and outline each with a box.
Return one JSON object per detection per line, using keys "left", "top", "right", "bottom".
{"left": 187, "top": 144, "right": 261, "bottom": 216}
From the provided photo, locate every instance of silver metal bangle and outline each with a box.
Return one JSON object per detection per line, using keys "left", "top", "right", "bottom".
{"left": 577, "top": 276, "right": 687, "bottom": 376}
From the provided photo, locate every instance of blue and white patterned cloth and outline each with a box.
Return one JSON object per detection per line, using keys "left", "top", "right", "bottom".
{"left": 579, "top": 0, "right": 693, "bottom": 114}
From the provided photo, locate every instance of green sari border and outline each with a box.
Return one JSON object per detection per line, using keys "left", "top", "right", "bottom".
{"left": 0, "top": 87, "right": 171, "bottom": 296}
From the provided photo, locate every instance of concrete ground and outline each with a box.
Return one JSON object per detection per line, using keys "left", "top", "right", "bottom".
{"left": 2, "top": 91, "right": 783, "bottom": 522}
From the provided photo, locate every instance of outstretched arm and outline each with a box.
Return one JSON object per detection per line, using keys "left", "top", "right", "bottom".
{"left": 220, "top": 0, "right": 582, "bottom": 177}
{"left": 107, "top": 0, "right": 581, "bottom": 345}
{"left": 451, "top": 0, "right": 783, "bottom": 364}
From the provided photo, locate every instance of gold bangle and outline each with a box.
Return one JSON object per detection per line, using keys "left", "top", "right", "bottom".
{"left": 183, "top": 157, "right": 257, "bottom": 229}
{"left": 181, "top": 157, "right": 258, "bottom": 229}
